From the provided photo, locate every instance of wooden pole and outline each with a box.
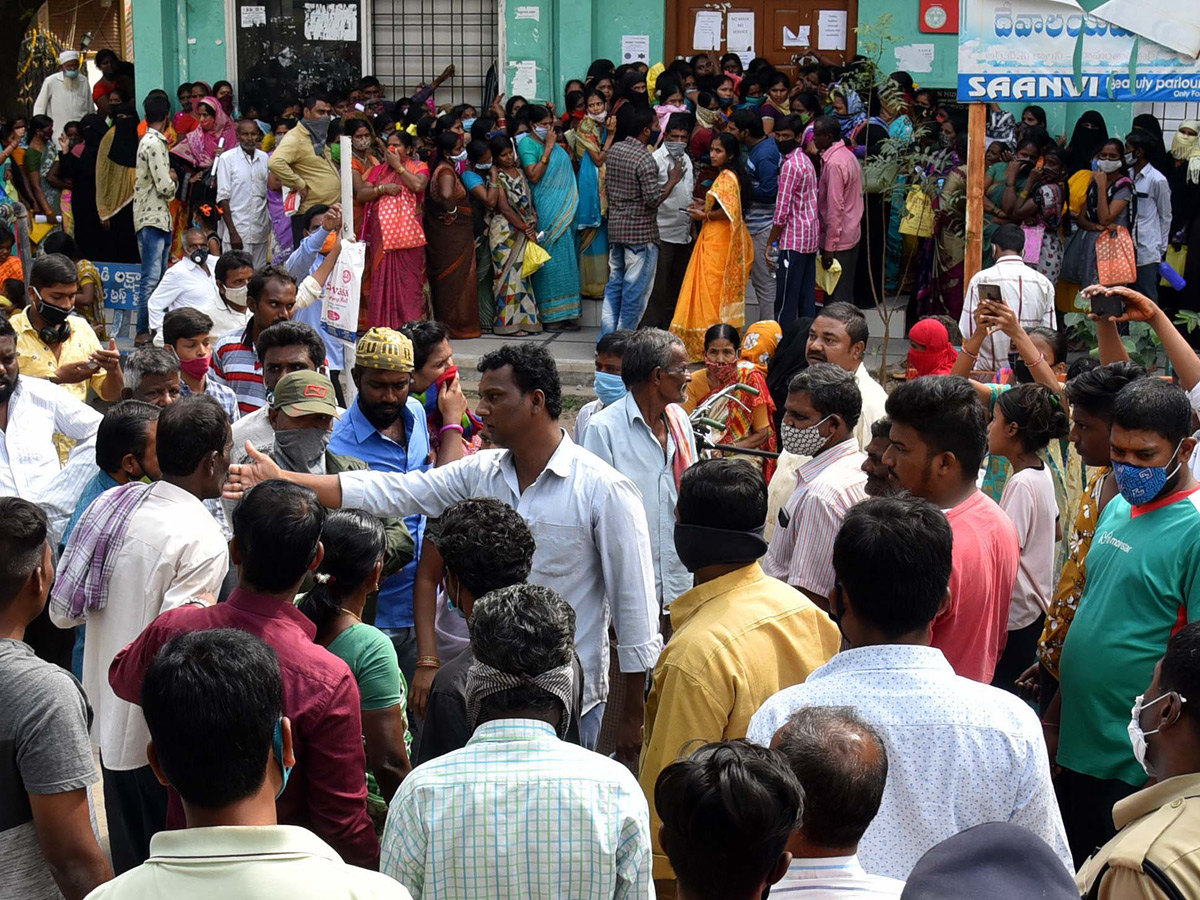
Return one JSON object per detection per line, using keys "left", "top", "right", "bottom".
{"left": 964, "top": 102, "right": 987, "bottom": 286}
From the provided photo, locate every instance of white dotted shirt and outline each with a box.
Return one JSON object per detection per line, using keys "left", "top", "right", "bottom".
{"left": 747, "top": 644, "right": 1071, "bottom": 880}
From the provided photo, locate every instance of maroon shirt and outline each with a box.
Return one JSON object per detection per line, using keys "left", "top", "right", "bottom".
{"left": 108, "top": 587, "right": 379, "bottom": 869}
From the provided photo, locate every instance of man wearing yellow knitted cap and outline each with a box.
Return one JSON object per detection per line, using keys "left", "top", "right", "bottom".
{"left": 328, "top": 327, "right": 467, "bottom": 682}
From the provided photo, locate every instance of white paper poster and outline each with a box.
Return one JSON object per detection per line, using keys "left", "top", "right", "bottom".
{"left": 727, "top": 11, "right": 755, "bottom": 53}
{"left": 240, "top": 5, "right": 266, "bottom": 27}
{"left": 621, "top": 34, "right": 650, "bottom": 64}
{"left": 515, "top": 5, "right": 539, "bottom": 21}
{"left": 893, "top": 43, "right": 935, "bottom": 74}
{"left": 511, "top": 60, "right": 537, "bottom": 99}
{"left": 782, "top": 25, "right": 810, "bottom": 47}
{"left": 693, "top": 10, "right": 722, "bottom": 51}
{"left": 303, "top": 3, "right": 357, "bottom": 41}
{"left": 817, "top": 9, "right": 847, "bottom": 51}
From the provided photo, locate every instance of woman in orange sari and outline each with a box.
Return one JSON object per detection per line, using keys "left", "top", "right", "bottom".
{"left": 344, "top": 116, "right": 382, "bottom": 235}
{"left": 682, "top": 323, "right": 778, "bottom": 481}
{"left": 669, "top": 133, "right": 752, "bottom": 361}
{"left": 358, "top": 129, "right": 430, "bottom": 329}
{"left": 425, "top": 131, "right": 481, "bottom": 338}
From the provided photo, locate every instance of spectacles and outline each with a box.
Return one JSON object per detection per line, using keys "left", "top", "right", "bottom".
{"left": 663, "top": 365, "right": 690, "bottom": 377}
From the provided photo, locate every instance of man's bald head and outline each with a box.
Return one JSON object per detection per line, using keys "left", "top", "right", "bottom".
{"left": 771, "top": 706, "right": 888, "bottom": 850}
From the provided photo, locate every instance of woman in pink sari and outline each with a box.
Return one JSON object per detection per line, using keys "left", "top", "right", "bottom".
{"left": 357, "top": 129, "right": 431, "bottom": 328}
{"left": 171, "top": 95, "right": 238, "bottom": 234}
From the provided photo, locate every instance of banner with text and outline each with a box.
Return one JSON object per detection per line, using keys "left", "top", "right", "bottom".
{"left": 957, "top": 0, "right": 1200, "bottom": 102}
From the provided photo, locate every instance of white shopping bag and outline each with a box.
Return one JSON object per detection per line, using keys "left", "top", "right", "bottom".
{"left": 321, "top": 239, "right": 366, "bottom": 343}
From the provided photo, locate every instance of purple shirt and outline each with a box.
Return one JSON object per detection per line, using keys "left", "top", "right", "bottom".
{"left": 109, "top": 587, "right": 379, "bottom": 869}
{"left": 773, "top": 148, "right": 820, "bottom": 254}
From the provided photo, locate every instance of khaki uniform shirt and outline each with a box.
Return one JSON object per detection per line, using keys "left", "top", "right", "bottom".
{"left": 1077, "top": 772, "right": 1200, "bottom": 899}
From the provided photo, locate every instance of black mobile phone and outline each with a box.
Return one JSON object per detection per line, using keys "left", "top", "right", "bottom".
{"left": 1090, "top": 292, "right": 1125, "bottom": 319}
{"left": 978, "top": 282, "right": 1003, "bottom": 305}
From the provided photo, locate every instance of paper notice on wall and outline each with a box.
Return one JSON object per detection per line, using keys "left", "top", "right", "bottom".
{"left": 894, "top": 43, "right": 935, "bottom": 74}
{"left": 727, "top": 12, "right": 755, "bottom": 53}
{"left": 515, "top": 5, "right": 539, "bottom": 21}
{"left": 240, "top": 5, "right": 266, "bottom": 27}
{"left": 693, "top": 10, "right": 722, "bottom": 51}
{"left": 783, "top": 25, "right": 810, "bottom": 47}
{"left": 511, "top": 60, "right": 537, "bottom": 99}
{"left": 817, "top": 9, "right": 847, "bottom": 50}
{"left": 303, "top": 3, "right": 357, "bottom": 41}
{"left": 621, "top": 34, "right": 650, "bottom": 64}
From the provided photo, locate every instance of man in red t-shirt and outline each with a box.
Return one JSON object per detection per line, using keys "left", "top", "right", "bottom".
{"left": 882, "top": 376, "right": 1019, "bottom": 682}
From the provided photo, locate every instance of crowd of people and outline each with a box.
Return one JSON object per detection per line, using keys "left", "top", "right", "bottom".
{"left": 6, "top": 38, "right": 1200, "bottom": 900}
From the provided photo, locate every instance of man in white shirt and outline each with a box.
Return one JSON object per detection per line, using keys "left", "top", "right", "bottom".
{"left": 215, "top": 120, "right": 271, "bottom": 269}
{"left": 763, "top": 363, "right": 866, "bottom": 609}
{"left": 0, "top": 316, "right": 101, "bottom": 540}
{"left": 148, "top": 229, "right": 220, "bottom": 339}
{"left": 226, "top": 343, "right": 662, "bottom": 762}
{"left": 32, "top": 50, "right": 93, "bottom": 142}
{"left": 1126, "top": 129, "right": 1173, "bottom": 301}
{"left": 748, "top": 495, "right": 1070, "bottom": 880}
{"left": 805, "top": 302, "right": 887, "bottom": 450}
{"left": 201, "top": 250, "right": 255, "bottom": 338}
{"left": 51, "top": 394, "right": 232, "bottom": 874}
{"left": 382, "top": 583, "right": 651, "bottom": 900}
{"left": 87, "top": 628, "right": 410, "bottom": 900}
{"left": 771, "top": 707, "right": 904, "bottom": 898}
{"left": 642, "top": 115, "right": 695, "bottom": 329}
{"left": 959, "top": 224, "right": 1055, "bottom": 371}
{"left": 582, "top": 328, "right": 695, "bottom": 610}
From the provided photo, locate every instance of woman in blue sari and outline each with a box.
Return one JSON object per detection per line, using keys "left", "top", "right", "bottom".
{"left": 573, "top": 90, "right": 615, "bottom": 298}
{"left": 518, "top": 105, "right": 582, "bottom": 328}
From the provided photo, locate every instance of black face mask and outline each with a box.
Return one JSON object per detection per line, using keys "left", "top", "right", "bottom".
{"left": 673, "top": 523, "right": 768, "bottom": 573}
{"left": 1008, "top": 351, "right": 1035, "bottom": 384}
{"left": 188, "top": 247, "right": 208, "bottom": 266}
{"left": 34, "top": 290, "right": 73, "bottom": 344}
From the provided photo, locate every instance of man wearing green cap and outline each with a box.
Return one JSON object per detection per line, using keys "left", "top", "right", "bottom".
{"left": 224, "top": 370, "right": 414, "bottom": 579}
{"left": 329, "top": 327, "right": 467, "bottom": 683}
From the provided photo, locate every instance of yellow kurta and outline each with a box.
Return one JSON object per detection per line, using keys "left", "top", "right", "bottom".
{"left": 638, "top": 562, "right": 841, "bottom": 890}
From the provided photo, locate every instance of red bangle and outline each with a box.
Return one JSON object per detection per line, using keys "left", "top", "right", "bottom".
{"left": 439, "top": 423, "right": 464, "bottom": 435}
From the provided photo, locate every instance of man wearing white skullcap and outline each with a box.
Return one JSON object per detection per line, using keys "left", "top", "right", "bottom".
{"left": 33, "top": 49, "right": 94, "bottom": 143}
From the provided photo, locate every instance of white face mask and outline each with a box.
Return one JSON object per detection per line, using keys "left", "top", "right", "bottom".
{"left": 1095, "top": 158, "right": 1122, "bottom": 173}
{"left": 780, "top": 416, "right": 832, "bottom": 456}
{"left": 588, "top": 111, "right": 607, "bottom": 123}
{"left": 1127, "top": 691, "right": 1184, "bottom": 777}
{"left": 223, "top": 284, "right": 249, "bottom": 307}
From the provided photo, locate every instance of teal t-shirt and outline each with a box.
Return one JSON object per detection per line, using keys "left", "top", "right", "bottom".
{"left": 1058, "top": 487, "right": 1200, "bottom": 785}
{"left": 327, "top": 622, "right": 406, "bottom": 712}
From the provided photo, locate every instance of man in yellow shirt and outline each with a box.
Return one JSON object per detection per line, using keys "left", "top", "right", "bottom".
{"left": 267, "top": 94, "right": 340, "bottom": 246}
{"left": 13, "top": 253, "right": 122, "bottom": 404}
{"left": 639, "top": 457, "right": 841, "bottom": 900}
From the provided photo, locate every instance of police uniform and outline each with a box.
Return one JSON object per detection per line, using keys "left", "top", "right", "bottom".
{"left": 1076, "top": 773, "right": 1200, "bottom": 899}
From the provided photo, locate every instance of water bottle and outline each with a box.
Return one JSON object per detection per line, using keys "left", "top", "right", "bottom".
{"left": 766, "top": 242, "right": 780, "bottom": 268}
{"left": 1160, "top": 259, "right": 1187, "bottom": 291}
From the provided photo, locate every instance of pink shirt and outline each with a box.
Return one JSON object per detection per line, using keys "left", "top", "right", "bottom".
{"left": 817, "top": 142, "right": 864, "bottom": 252}
{"left": 773, "top": 148, "right": 820, "bottom": 254}
{"left": 932, "top": 490, "right": 1020, "bottom": 683}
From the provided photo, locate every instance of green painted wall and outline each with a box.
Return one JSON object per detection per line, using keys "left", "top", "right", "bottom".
{"left": 501, "top": 0, "right": 664, "bottom": 106}
{"left": 132, "top": 0, "right": 227, "bottom": 106}
{"left": 857, "top": 0, "right": 1134, "bottom": 136}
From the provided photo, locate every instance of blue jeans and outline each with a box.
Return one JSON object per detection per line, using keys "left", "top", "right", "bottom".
{"left": 579, "top": 702, "right": 606, "bottom": 752}
{"left": 602, "top": 242, "right": 659, "bottom": 335}
{"left": 136, "top": 226, "right": 171, "bottom": 336}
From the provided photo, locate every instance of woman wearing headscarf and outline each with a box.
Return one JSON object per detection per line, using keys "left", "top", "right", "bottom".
{"left": 58, "top": 114, "right": 110, "bottom": 260}
{"left": 906, "top": 317, "right": 959, "bottom": 378}
{"left": 171, "top": 94, "right": 238, "bottom": 234}
{"left": 830, "top": 85, "right": 866, "bottom": 140}
{"left": 1131, "top": 113, "right": 1173, "bottom": 177}
{"left": 1056, "top": 110, "right": 1108, "bottom": 312}
{"left": 1163, "top": 120, "right": 1200, "bottom": 316}
{"left": 94, "top": 103, "right": 140, "bottom": 262}
{"left": 766, "top": 315, "right": 812, "bottom": 425}
{"left": 611, "top": 70, "right": 648, "bottom": 115}
{"left": 173, "top": 80, "right": 210, "bottom": 138}
{"left": 426, "top": 131, "right": 481, "bottom": 338}
{"left": 740, "top": 320, "right": 781, "bottom": 373}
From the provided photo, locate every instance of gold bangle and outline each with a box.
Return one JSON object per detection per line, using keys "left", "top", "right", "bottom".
{"left": 415, "top": 655, "right": 441, "bottom": 669}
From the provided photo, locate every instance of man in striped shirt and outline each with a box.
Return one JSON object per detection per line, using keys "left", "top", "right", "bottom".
{"left": 768, "top": 114, "right": 820, "bottom": 325}
{"left": 770, "top": 706, "right": 904, "bottom": 898}
{"left": 763, "top": 364, "right": 866, "bottom": 610}
{"left": 211, "top": 266, "right": 299, "bottom": 415}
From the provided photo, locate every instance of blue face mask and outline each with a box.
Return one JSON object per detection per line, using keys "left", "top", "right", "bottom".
{"left": 272, "top": 718, "right": 293, "bottom": 799}
{"left": 1112, "top": 441, "right": 1183, "bottom": 506}
{"left": 446, "top": 576, "right": 466, "bottom": 619}
{"left": 593, "top": 370, "right": 626, "bottom": 406}
{"left": 462, "top": 117, "right": 477, "bottom": 133}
